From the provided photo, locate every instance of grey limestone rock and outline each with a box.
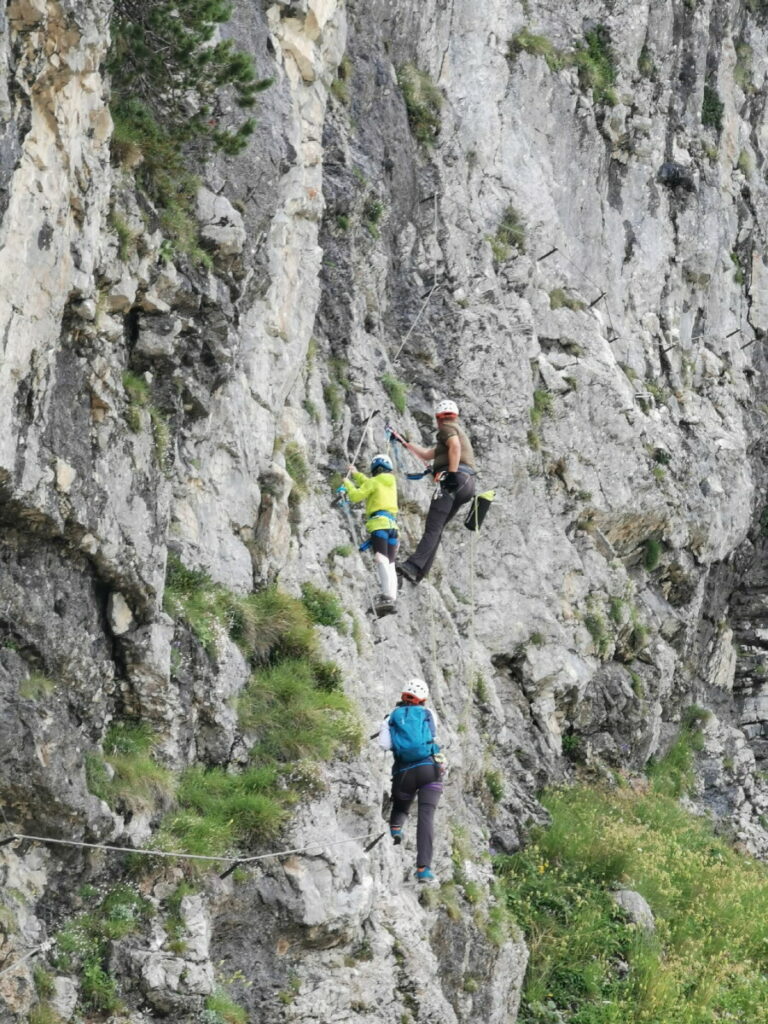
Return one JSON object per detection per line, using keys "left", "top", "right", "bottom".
{"left": 6, "top": 0, "right": 768, "bottom": 1020}
{"left": 612, "top": 889, "right": 655, "bottom": 934}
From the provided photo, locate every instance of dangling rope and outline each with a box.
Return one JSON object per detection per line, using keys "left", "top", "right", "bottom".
{"left": 392, "top": 192, "right": 440, "bottom": 363}
{"left": 427, "top": 584, "right": 440, "bottom": 688}
{"left": 346, "top": 409, "right": 380, "bottom": 473}
{"left": 457, "top": 501, "right": 480, "bottom": 745}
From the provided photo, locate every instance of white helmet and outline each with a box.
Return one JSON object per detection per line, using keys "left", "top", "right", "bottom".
{"left": 435, "top": 399, "right": 459, "bottom": 417}
{"left": 401, "top": 678, "right": 429, "bottom": 702}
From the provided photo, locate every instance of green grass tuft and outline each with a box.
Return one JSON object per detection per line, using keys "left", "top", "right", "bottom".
{"left": 530, "top": 389, "right": 554, "bottom": 432}
{"left": 29, "top": 1006, "right": 63, "bottom": 1024}
{"left": 489, "top": 205, "right": 526, "bottom": 262}
{"left": 382, "top": 372, "right": 409, "bottom": 414}
{"left": 637, "top": 43, "right": 656, "bottom": 78}
{"left": 509, "top": 25, "right": 617, "bottom": 104}
{"left": 162, "top": 657, "right": 359, "bottom": 858}
{"left": 644, "top": 537, "right": 662, "bottom": 571}
{"left": 584, "top": 607, "right": 612, "bottom": 661}
{"left": 646, "top": 710, "right": 707, "bottom": 798}
{"left": 122, "top": 371, "right": 170, "bottom": 465}
{"left": 33, "top": 967, "right": 55, "bottom": 1000}
{"left": 364, "top": 196, "right": 384, "bottom": 238}
{"left": 324, "top": 381, "right": 344, "bottom": 422}
{"left": 164, "top": 557, "right": 323, "bottom": 665}
{"left": 158, "top": 568, "right": 361, "bottom": 860}
{"left": 549, "top": 287, "right": 586, "bottom": 312}
{"left": 54, "top": 883, "right": 152, "bottom": 1012}
{"left": 507, "top": 28, "right": 563, "bottom": 71}
{"left": 169, "top": 763, "right": 287, "bottom": 855}
{"left": 122, "top": 370, "right": 150, "bottom": 409}
{"left": 234, "top": 587, "right": 318, "bottom": 663}
{"left": 300, "top": 582, "right": 347, "bottom": 633}
{"left": 330, "top": 55, "right": 352, "bottom": 105}
{"left": 108, "top": 208, "right": 136, "bottom": 261}
{"left": 702, "top": 84, "right": 724, "bottom": 131}
{"left": 204, "top": 989, "right": 248, "bottom": 1024}
{"left": 19, "top": 673, "right": 55, "bottom": 700}
{"left": 573, "top": 26, "right": 618, "bottom": 106}
{"left": 284, "top": 441, "right": 310, "bottom": 496}
{"left": 163, "top": 555, "right": 235, "bottom": 656}
{"left": 397, "top": 63, "right": 442, "bottom": 145}
{"left": 486, "top": 770, "right": 504, "bottom": 803}
{"left": 239, "top": 658, "right": 360, "bottom": 761}
{"left": 86, "top": 722, "right": 175, "bottom": 814}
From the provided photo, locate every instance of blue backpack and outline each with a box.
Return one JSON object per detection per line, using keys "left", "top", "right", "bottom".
{"left": 388, "top": 705, "right": 438, "bottom": 765}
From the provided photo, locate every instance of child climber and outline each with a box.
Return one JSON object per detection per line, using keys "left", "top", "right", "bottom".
{"left": 342, "top": 454, "right": 399, "bottom": 616}
{"left": 378, "top": 678, "right": 444, "bottom": 882}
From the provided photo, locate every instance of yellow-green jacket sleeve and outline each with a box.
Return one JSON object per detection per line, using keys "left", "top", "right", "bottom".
{"left": 343, "top": 472, "right": 372, "bottom": 504}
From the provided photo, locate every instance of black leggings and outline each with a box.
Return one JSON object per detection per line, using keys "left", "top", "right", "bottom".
{"left": 403, "top": 473, "right": 476, "bottom": 580}
{"left": 390, "top": 762, "right": 443, "bottom": 868}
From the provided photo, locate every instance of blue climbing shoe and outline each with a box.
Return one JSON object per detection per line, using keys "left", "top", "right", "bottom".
{"left": 415, "top": 866, "right": 435, "bottom": 883}
{"left": 390, "top": 825, "right": 403, "bottom": 846}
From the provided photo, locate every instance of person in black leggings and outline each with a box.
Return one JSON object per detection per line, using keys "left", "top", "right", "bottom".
{"left": 377, "top": 678, "right": 444, "bottom": 882}
{"left": 395, "top": 400, "right": 477, "bottom": 583}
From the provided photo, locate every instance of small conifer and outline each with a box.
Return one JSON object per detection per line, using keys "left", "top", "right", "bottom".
{"left": 108, "top": 0, "right": 272, "bottom": 156}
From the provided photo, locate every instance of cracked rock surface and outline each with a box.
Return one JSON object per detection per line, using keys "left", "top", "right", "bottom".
{"left": 3, "top": 0, "right": 768, "bottom": 1021}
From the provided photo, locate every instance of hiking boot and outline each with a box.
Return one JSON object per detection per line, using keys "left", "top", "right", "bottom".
{"left": 390, "top": 825, "right": 403, "bottom": 846}
{"left": 415, "top": 866, "right": 435, "bottom": 883}
{"left": 374, "top": 595, "right": 397, "bottom": 617}
{"left": 396, "top": 562, "right": 419, "bottom": 585}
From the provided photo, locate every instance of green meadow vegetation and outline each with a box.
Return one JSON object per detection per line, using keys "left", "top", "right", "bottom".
{"left": 496, "top": 716, "right": 768, "bottom": 1023}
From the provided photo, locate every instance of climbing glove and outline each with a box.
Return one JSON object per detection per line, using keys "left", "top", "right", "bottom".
{"left": 442, "top": 471, "right": 459, "bottom": 492}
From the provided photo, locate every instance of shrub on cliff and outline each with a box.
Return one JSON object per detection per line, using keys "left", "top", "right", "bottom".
{"left": 107, "top": 0, "right": 272, "bottom": 260}
{"left": 108, "top": 0, "right": 270, "bottom": 157}
{"left": 397, "top": 63, "right": 442, "bottom": 145}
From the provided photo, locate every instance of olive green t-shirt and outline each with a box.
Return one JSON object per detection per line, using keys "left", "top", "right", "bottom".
{"left": 433, "top": 422, "right": 476, "bottom": 472}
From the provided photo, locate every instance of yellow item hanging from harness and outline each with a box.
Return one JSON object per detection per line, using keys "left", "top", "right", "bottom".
{"left": 464, "top": 490, "right": 495, "bottom": 532}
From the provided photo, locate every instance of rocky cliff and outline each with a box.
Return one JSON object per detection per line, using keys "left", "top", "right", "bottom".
{"left": 3, "top": 0, "right": 768, "bottom": 1021}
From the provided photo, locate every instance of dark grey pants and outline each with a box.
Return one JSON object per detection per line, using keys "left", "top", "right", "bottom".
{"left": 390, "top": 762, "right": 443, "bottom": 867}
{"left": 403, "top": 473, "right": 476, "bottom": 580}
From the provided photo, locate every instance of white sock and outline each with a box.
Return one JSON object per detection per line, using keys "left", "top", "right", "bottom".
{"left": 375, "top": 555, "right": 391, "bottom": 598}
{"left": 386, "top": 562, "right": 398, "bottom": 602}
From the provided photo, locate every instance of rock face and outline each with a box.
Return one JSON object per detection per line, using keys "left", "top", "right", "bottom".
{"left": 3, "top": 0, "right": 768, "bottom": 1020}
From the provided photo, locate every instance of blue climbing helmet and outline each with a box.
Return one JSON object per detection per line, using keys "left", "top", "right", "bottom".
{"left": 370, "top": 453, "right": 393, "bottom": 475}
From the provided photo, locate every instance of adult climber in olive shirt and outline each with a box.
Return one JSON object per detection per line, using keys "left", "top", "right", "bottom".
{"left": 397, "top": 400, "right": 477, "bottom": 584}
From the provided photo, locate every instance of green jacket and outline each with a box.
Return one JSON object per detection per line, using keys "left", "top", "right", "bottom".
{"left": 343, "top": 471, "right": 398, "bottom": 533}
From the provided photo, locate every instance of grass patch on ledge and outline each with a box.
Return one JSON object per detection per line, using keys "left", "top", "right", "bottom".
{"left": 163, "top": 555, "right": 322, "bottom": 661}
{"left": 301, "top": 581, "right": 348, "bottom": 634}
{"left": 161, "top": 659, "right": 359, "bottom": 858}
{"left": 85, "top": 722, "right": 174, "bottom": 815}
{"left": 158, "top": 566, "right": 360, "bottom": 860}
{"left": 53, "top": 884, "right": 153, "bottom": 1013}
{"left": 495, "top": 719, "right": 768, "bottom": 1024}
{"left": 507, "top": 24, "right": 617, "bottom": 106}
{"left": 397, "top": 62, "right": 442, "bottom": 145}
